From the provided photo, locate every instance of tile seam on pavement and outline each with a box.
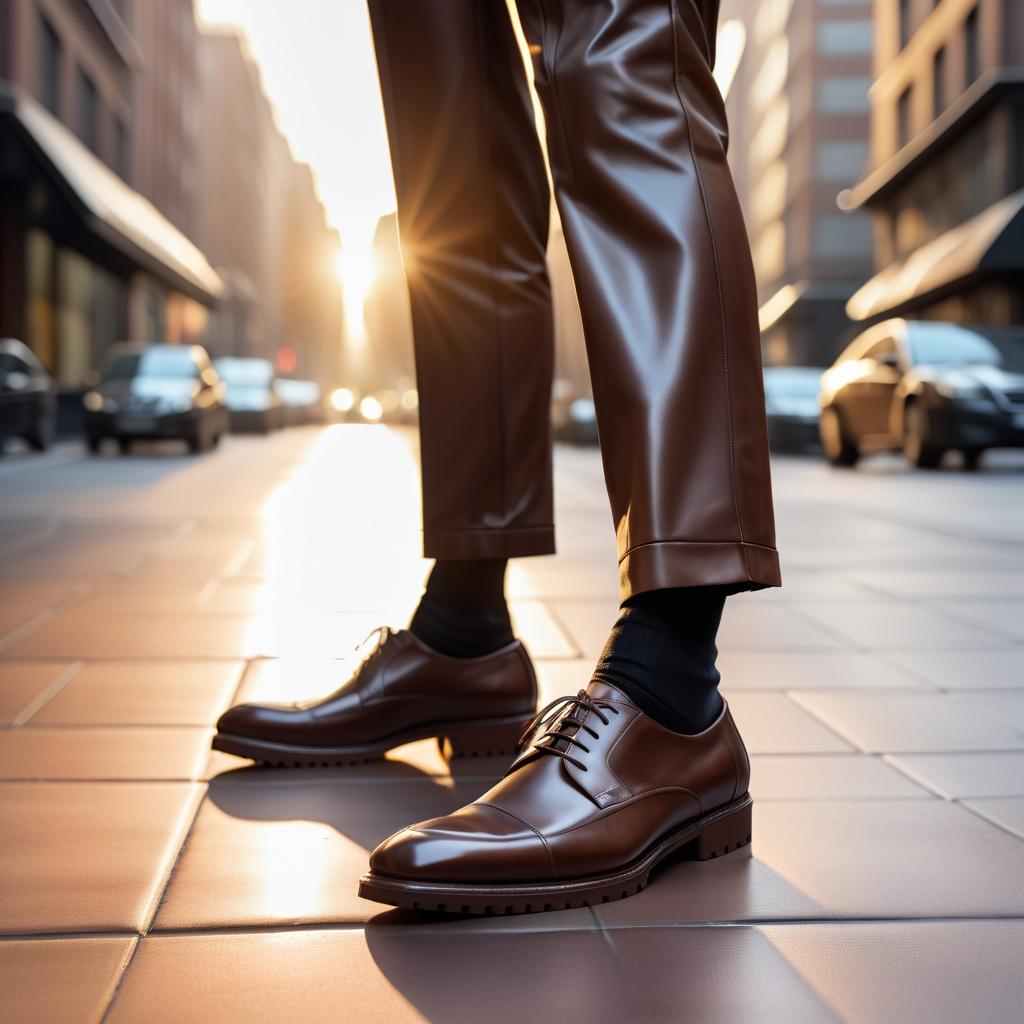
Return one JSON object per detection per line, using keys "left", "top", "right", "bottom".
{"left": 10, "top": 660, "right": 84, "bottom": 726}
{"left": 7, "top": 912, "right": 1024, "bottom": 945}
{"left": 136, "top": 783, "right": 208, "bottom": 936}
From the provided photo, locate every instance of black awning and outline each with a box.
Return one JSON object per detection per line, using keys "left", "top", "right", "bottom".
{"left": 0, "top": 85, "right": 222, "bottom": 306}
{"left": 847, "top": 188, "right": 1024, "bottom": 321}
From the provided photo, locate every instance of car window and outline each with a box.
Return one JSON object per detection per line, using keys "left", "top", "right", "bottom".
{"left": 909, "top": 326, "right": 1024, "bottom": 371}
{"left": 216, "top": 359, "right": 275, "bottom": 386}
{"left": 101, "top": 353, "right": 142, "bottom": 380}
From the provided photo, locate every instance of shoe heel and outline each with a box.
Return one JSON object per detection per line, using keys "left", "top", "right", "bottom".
{"left": 689, "top": 798, "right": 753, "bottom": 861}
{"left": 438, "top": 717, "right": 530, "bottom": 761}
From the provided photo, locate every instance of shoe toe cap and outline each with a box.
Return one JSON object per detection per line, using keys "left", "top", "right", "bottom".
{"left": 369, "top": 803, "right": 552, "bottom": 883}
{"left": 215, "top": 701, "right": 306, "bottom": 738}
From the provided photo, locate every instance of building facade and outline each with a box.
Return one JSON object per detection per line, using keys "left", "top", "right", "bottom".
{"left": 124, "top": 0, "right": 200, "bottom": 240}
{"left": 195, "top": 30, "right": 343, "bottom": 378}
{"left": 719, "top": 0, "right": 876, "bottom": 366}
{"left": 846, "top": 0, "right": 1024, "bottom": 325}
{"left": 0, "top": 0, "right": 220, "bottom": 408}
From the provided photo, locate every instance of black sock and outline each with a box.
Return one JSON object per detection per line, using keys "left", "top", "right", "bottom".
{"left": 408, "top": 559, "right": 515, "bottom": 658}
{"left": 592, "top": 586, "right": 731, "bottom": 734}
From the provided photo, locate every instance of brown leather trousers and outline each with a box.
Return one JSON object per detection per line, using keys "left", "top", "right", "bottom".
{"left": 367, "top": 0, "right": 780, "bottom": 600}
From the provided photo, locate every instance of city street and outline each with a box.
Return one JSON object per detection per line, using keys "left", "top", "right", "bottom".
{"left": 2, "top": 426, "right": 1024, "bottom": 1022}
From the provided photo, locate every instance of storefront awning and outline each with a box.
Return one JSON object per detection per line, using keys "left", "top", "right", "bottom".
{"left": 847, "top": 188, "right": 1024, "bottom": 321}
{"left": 0, "top": 85, "right": 222, "bottom": 305}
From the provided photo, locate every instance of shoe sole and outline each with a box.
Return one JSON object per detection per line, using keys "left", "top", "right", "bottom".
{"left": 358, "top": 794, "right": 753, "bottom": 915}
{"left": 211, "top": 711, "right": 533, "bottom": 767}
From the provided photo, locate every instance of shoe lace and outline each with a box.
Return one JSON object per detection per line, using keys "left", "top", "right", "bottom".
{"left": 518, "top": 690, "right": 620, "bottom": 772}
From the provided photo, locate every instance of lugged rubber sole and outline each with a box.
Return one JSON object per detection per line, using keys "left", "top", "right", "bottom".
{"left": 210, "top": 711, "right": 532, "bottom": 767}
{"left": 358, "top": 794, "right": 753, "bottom": 915}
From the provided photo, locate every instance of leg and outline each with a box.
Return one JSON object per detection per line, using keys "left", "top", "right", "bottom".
{"left": 368, "top": 0, "right": 556, "bottom": 561}
{"left": 516, "top": 0, "right": 779, "bottom": 598}
{"left": 211, "top": 2, "right": 554, "bottom": 766}
{"left": 362, "top": 0, "right": 774, "bottom": 916}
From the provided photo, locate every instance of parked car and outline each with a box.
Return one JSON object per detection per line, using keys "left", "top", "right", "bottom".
{"left": 215, "top": 357, "right": 284, "bottom": 433}
{"left": 763, "top": 366, "right": 823, "bottom": 451}
{"left": 0, "top": 339, "right": 56, "bottom": 452}
{"left": 273, "top": 378, "right": 323, "bottom": 426}
{"left": 83, "top": 343, "right": 228, "bottom": 454}
{"left": 819, "top": 319, "right": 1024, "bottom": 469}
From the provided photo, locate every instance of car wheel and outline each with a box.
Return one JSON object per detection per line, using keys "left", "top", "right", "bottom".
{"left": 26, "top": 416, "right": 55, "bottom": 452}
{"left": 903, "top": 401, "right": 943, "bottom": 469}
{"left": 962, "top": 448, "right": 985, "bottom": 471}
{"left": 117, "top": 437, "right": 132, "bottom": 455}
{"left": 819, "top": 406, "right": 859, "bottom": 467}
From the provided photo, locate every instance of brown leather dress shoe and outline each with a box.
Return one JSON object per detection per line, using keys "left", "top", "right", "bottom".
{"left": 212, "top": 628, "right": 537, "bottom": 766}
{"left": 359, "top": 681, "right": 752, "bottom": 914}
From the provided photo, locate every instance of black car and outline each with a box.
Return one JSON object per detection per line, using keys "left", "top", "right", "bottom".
{"left": 763, "top": 366, "right": 823, "bottom": 451}
{"left": 83, "top": 343, "right": 229, "bottom": 454}
{"left": 214, "top": 357, "right": 284, "bottom": 433}
{"left": 819, "top": 319, "right": 1024, "bottom": 469}
{"left": 0, "top": 339, "right": 56, "bottom": 452}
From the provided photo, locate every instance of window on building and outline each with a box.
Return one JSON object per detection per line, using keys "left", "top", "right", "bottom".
{"left": 814, "top": 141, "right": 869, "bottom": 183}
{"left": 814, "top": 213, "right": 873, "bottom": 260}
{"left": 898, "top": 0, "right": 911, "bottom": 48}
{"left": 816, "top": 20, "right": 873, "bottom": 56}
{"left": 817, "top": 76, "right": 872, "bottom": 114}
{"left": 38, "top": 14, "right": 62, "bottom": 115}
{"left": 897, "top": 85, "right": 913, "bottom": 148}
{"left": 964, "top": 6, "right": 980, "bottom": 86}
{"left": 77, "top": 67, "right": 99, "bottom": 153}
{"left": 933, "top": 46, "right": 947, "bottom": 117}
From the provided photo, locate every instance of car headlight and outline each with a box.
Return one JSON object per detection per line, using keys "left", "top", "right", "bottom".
{"left": 83, "top": 391, "right": 110, "bottom": 412}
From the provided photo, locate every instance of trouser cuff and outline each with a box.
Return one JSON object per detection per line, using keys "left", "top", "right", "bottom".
{"left": 423, "top": 525, "right": 556, "bottom": 561}
{"left": 619, "top": 540, "right": 781, "bottom": 602}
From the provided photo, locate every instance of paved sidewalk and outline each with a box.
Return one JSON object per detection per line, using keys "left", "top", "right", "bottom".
{"left": 2, "top": 425, "right": 1024, "bottom": 1023}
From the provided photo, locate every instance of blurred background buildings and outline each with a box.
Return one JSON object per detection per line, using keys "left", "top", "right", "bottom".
{"left": 0, "top": 0, "right": 342, "bottom": 426}
{"left": 847, "top": 0, "right": 1024, "bottom": 327}
{"left": 719, "top": 0, "right": 876, "bottom": 368}
{"left": 1, "top": 0, "right": 1022, "bottom": 434}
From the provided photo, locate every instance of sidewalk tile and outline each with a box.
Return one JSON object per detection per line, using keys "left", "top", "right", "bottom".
{"left": 727, "top": 694, "right": 853, "bottom": 753}
{"left": 749, "top": 754, "right": 929, "bottom": 799}
{"left": 603, "top": 926, "right": 839, "bottom": 1023}
{"left": 0, "top": 937, "right": 135, "bottom": 1024}
{"left": 0, "top": 782, "right": 198, "bottom": 934}
{"left": 880, "top": 648, "right": 1024, "bottom": 689}
{"left": 717, "top": 651, "right": 926, "bottom": 690}
{"left": 886, "top": 752, "right": 1024, "bottom": 798}
{"left": 29, "top": 661, "right": 243, "bottom": 726}
{"left": 794, "top": 602, "right": 1007, "bottom": 650}
{"left": 790, "top": 692, "right": 1024, "bottom": 753}
{"left": 0, "top": 728, "right": 214, "bottom": 781}
{"left": 964, "top": 798, "right": 1024, "bottom": 840}
{"left": 844, "top": 568, "right": 1024, "bottom": 599}
{"left": 509, "top": 600, "right": 578, "bottom": 658}
{"left": 950, "top": 690, "right": 1024, "bottom": 731}
{"left": 109, "top": 927, "right": 612, "bottom": 1024}
{"left": 935, "top": 599, "right": 1024, "bottom": 641}
{"left": 763, "top": 921, "right": 1024, "bottom": 1024}
{"left": 595, "top": 800, "right": 1024, "bottom": 926}
{"left": 0, "top": 661, "right": 75, "bottom": 724}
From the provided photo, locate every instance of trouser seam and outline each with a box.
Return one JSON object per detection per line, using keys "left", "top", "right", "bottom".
{"left": 473, "top": 10, "right": 508, "bottom": 521}
{"left": 668, "top": 0, "right": 750, "bottom": 579}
